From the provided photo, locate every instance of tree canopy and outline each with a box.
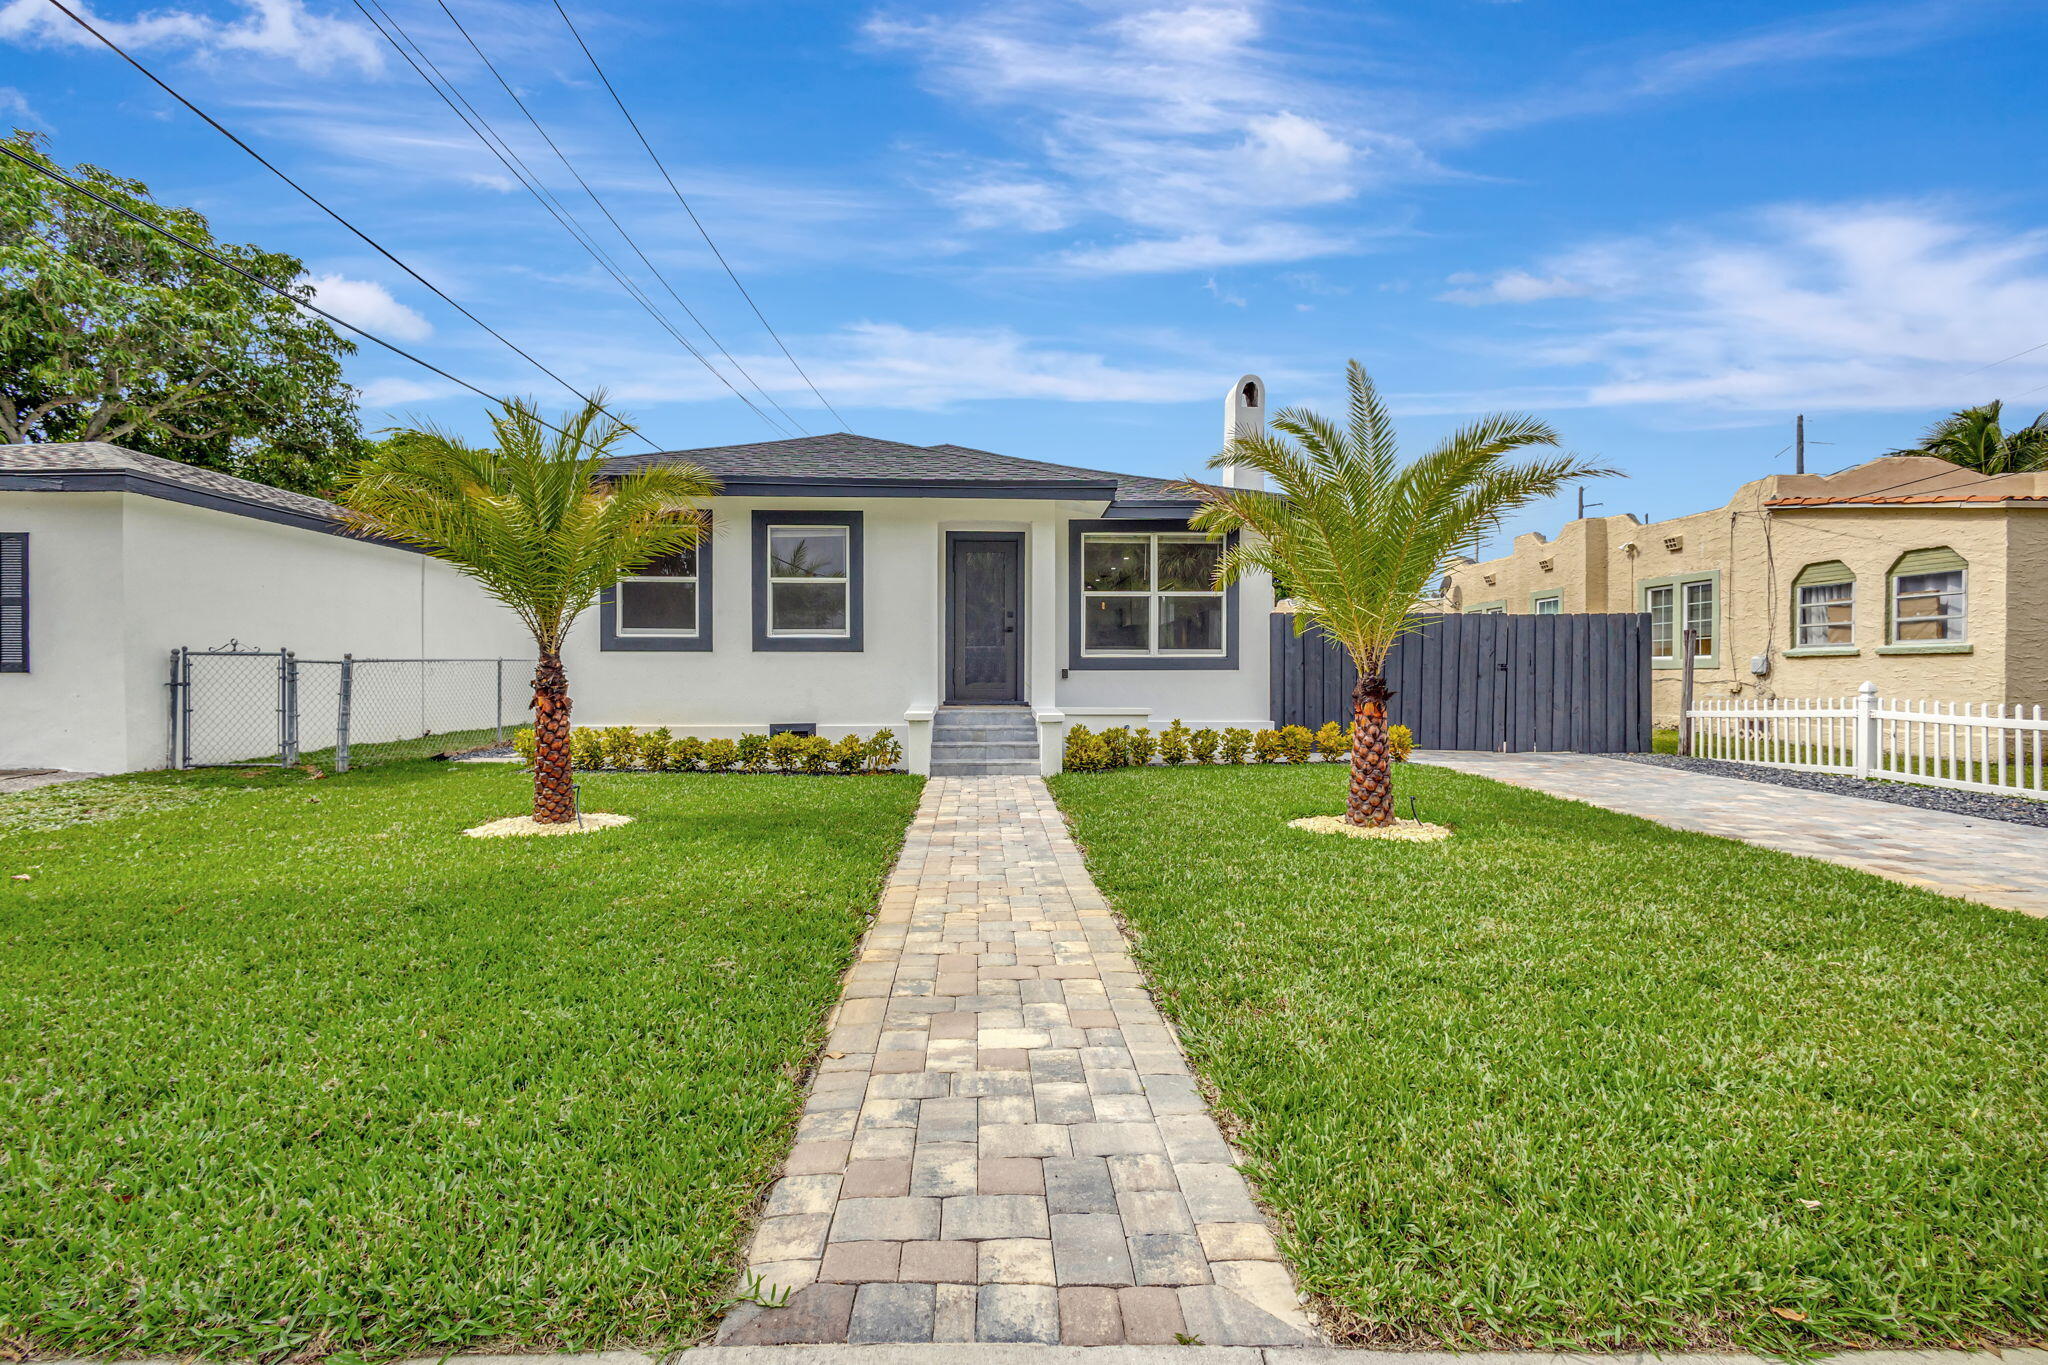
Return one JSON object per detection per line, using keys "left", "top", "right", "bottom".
{"left": 1886, "top": 401, "right": 2048, "bottom": 475}
{"left": 0, "top": 129, "right": 367, "bottom": 495}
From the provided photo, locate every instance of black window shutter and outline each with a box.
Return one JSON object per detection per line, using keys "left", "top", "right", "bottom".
{"left": 0, "top": 534, "right": 26, "bottom": 673}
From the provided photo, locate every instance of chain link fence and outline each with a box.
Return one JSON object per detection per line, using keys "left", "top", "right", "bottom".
{"left": 169, "top": 647, "right": 530, "bottom": 771}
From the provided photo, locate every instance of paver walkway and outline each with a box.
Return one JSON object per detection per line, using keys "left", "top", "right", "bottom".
{"left": 718, "top": 776, "right": 1318, "bottom": 1349}
{"left": 1420, "top": 751, "right": 2048, "bottom": 917}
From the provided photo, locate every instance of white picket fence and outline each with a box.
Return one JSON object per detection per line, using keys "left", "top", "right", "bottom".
{"left": 1686, "top": 682, "right": 2048, "bottom": 800}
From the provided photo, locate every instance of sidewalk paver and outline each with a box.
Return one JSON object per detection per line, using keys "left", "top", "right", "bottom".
{"left": 718, "top": 776, "right": 1317, "bottom": 1348}
{"left": 1419, "top": 750, "right": 2048, "bottom": 917}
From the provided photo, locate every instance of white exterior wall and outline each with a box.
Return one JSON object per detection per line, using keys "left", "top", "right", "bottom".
{"left": 560, "top": 495, "right": 1273, "bottom": 767}
{"left": 0, "top": 491, "right": 527, "bottom": 773}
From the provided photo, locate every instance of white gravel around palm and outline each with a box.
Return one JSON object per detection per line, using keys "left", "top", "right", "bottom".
{"left": 463, "top": 812, "right": 635, "bottom": 838}
{"left": 1289, "top": 814, "right": 1453, "bottom": 842}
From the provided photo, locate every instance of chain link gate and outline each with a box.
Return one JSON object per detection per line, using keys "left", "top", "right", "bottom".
{"left": 169, "top": 647, "right": 528, "bottom": 771}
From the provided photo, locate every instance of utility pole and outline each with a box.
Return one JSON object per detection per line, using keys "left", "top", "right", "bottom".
{"left": 1795, "top": 414, "right": 1805, "bottom": 475}
{"left": 1577, "top": 487, "right": 1605, "bottom": 520}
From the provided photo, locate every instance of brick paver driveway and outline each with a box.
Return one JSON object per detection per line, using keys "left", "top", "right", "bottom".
{"left": 1420, "top": 751, "right": 2048, "bottom": 917}
{"left": 717, "top": 776, "right": 1316, "bottom": 1349}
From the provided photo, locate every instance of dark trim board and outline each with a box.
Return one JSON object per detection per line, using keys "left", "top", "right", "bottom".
{"left": 598, "top": 514, "right": 715, "bottom": 652}
{"left": 751, "top": 510, "right": 864, "bottom": 653}
{"left": 0, "top": 532, "right": 26, "bottom": 673}
{"left": 945, "top": 531, "right": 1025, "bottom": 704}
{"left": 0, "top": 471, "right": 429, "bottom": 554}
{"left": 711, "top": 476, "right": 1117, "bottom": 501}
{"left": 1065, "top": 517, "right": 1239, "bottom": 672}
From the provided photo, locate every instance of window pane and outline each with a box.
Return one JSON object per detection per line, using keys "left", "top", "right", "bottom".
{"left": 1894, "top": 569, "right": 1965, "bottom": 641}
{"left": 1083, "top": 537, "right": 1150, "bottom": 591}
{"left": 619, "top": 579, "right": 697, "bottom": 632}
{"left": 1083, "top": 595, "right": 1149, "bottom": 651}
{"left": 1684, "top": 580, "right": 1714, "bottom": 655}
{"left": 770, "top": 581, "right": 848, "bottom": 633}
{"left": 769, "top": 528, "right": 847, "bottom": 578}
{"left": 635, "top": 546, "right": 697, "bottom": 578}
{"left": 1796, "top": 583, "right": 1852, "bottom": 646}
{"left": 1159, "top": 595, "right": 1222, "bottom": 652}
{"left": 1647, "top": 585, "right": 1673, "bottom": 658}
{"left": 1535, "top": 597, "right": 1561, "bottom": 615}
{"left": 1157, "top": 538, "right": 1220, "bottom": 591}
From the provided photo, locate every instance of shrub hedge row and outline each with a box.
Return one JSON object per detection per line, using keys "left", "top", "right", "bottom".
{"left": 512, "top": 726, "right": 903, "bottom": 775}
{"left": 1065, "top": 719, "right": 1413, "bottom": 772}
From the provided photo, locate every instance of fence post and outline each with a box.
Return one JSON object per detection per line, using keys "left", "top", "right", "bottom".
{"left": 166, "top": 649, "right": 181, "bottom": 770}
{"left": 336, "top": 654, "right": 354, "bottom": 774}
{"left": 1853, "top": 680, "right": 1878, "bottom": 779}
{"left": 179, "top": 647, "right": 193, "bottom": 770}
{"left": 495, "top": 658, "right": 505, "bottom": 744}
{"left": 1678, "top": 628, "right": 1698, "bottom": 756}
{"left": 281, "top": 651, "right": 300, "bottom": 766}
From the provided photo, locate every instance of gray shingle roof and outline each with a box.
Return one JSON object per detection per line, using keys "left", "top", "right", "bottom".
{"left": 0, "top": 441, "right": 347, "bottom": 523}
{"left": 601, "top": 432, "right": 1200, "bottom": 505}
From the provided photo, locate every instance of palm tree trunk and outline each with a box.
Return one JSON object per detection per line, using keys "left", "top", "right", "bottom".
{"left": 531, "top": 651, "right": 575, "bottom": 823}
{"left": 1346, "top": 670, "right": 1395, "bottom": 827}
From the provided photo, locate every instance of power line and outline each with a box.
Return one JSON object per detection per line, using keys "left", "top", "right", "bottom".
{"left": 348, "top": 0, "right": 795, "bottom": 440}
{"left": 1958, "top": 338, "right": 2048, "bottom": 378}
{"left": 551, "top": 0, "right": 848, "bottom": 430}
{"left": 35, "top": 0, "right": 664, "bottom": 455}
{"left": 428, "top": 0, "right": 811, "bottom": 436}
{"left": 1, "top": 143, "right": 641, "bottom": 461}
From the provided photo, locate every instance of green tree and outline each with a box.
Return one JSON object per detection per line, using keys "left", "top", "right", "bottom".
{"left": 339, "top": 397, "right": 715, "bottom": 823}
{"left": 0, "top": 129, "right": 365, "bottom": 494}
{"left": 1186, "top": 361, "right": 1609, "bottom": 826}
{"left": 1886, "top": 401, "right": 2048, "bottom": 474}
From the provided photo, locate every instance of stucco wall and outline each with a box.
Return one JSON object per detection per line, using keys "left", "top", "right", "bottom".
{"left": 1442, "top": 467, "right": 2041, "bottom": 725}
{"left": 1, "top": 491, "right": 528, "bottom": 773}
{"left": 561, "top": 495, "right": 1272, "bottom": 736}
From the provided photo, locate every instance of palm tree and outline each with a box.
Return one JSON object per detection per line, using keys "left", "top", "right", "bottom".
{"left": 1887, "top": 401, "right": 2048, "bottom": 474}
{"left": 340, "top": 396, "right": 715, "bottom": 823}
{"left": 1186, "top": 362, "right": 1610, "bottom": 827}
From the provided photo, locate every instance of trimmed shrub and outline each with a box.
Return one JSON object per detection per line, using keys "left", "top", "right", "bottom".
{"left": 667, "top": 735, "right": 705, "bottom": 772}
{"left": 597, "top": 725, "right": 641, "bottom": 771}
{"left": 635, "top": 726, "right": 675, "bottom": 772}
{"left": 767, "top": 730, "right": 807, "bottom": 774}
{"left": 865, "top": 728, "right": 903, "bottom": 773}
{"left": 1158, "top": 720, "right": 1190, "bottom": 765}
{"left": 1188, "top": 728, "right": 1219, "bottom": 764}
{"left": 1252, "top": 728, "right": 1283, "bottom": 763}
{"left": 700, "top": 737, "right": 739, "bottom": 772}
{"left": 736, "top": 733, "right": 769, "bottom": 773}
{"left": 796, "top": 734, "right": 833, "bottom": 775}
{"left": 511, "top": 727, "right": 537, "bottom": 764}
{"left": 1069, "top": 735, "right": 1111, "bottom": 772}
{"left": 1099, "top": 727, "right": 1133, "bottom": 768}
{"left": 1219, "top": 727, "right": 1252, "bottom": 764}
{"left": 1277, "top": 724, "right": 1314, "bottom": 763}
{"left": 1063, "top": 724, "right": 1094, "bottom": 771}
{"left": 1128, "top": 728, "right": 1158, "bottom": 766}
{"left": 1389, "top": 723, "right": 1415, "bottom": 763}
{"left": 570, "top": 727, "right": 604, "bottom": 770}
{"left": 1314, "top": 721, "right": 1347, "bottom": 761}
{"left": 829, "top": 734, "right": 866, "bottom": 774}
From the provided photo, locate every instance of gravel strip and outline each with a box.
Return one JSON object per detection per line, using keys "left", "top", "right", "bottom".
{"left": 1612, "top": 752, "right": 2048, "bottom": 828}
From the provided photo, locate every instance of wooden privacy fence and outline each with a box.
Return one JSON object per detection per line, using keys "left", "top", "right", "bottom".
{"left": 1269, "top": 611, "right": 1652, "bottom": 753}
{"left": 1688, "top": 683, "right": 2048, "bottom": 799}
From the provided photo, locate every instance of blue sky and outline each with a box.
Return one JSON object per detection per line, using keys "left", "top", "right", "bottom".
{"left": 6, "top": 0, "right": 2047, "bottom": 549}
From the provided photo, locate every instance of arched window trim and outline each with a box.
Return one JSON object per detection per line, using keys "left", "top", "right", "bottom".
{"left": 1884, "top": 545, "right": 1969, "bottom": 649}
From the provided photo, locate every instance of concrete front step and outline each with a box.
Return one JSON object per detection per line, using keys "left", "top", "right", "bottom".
{"left": 932, "top": 741, "right": 1039, "bottom": 761}
{"left": 929, "top": 725, "right": 1038, "bottom": 743}
{"left": 929, "top": 759, "right": 1041, "bottom": 776}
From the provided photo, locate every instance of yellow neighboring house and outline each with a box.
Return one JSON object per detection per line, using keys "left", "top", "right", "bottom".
{"left": 1439, "top": 456, "right": 2048, "bottom": 726}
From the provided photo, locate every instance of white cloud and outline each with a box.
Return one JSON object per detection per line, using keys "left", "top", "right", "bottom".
{"left": 865, "top": 0, "right": 1426, "bottom": 272}
{"left": 1203, "top": 276, "right": 1245, "bottom": 307}
{"left": 0, "top": 0, "right": 383, "bottom": 75}
{"left": 1448, "top": 202, "right": 2048, "bottom": 413}
{"left": 302, "top": 273, "right": 434, "bottom": 343}
{"left": 359, "top": 376, "right": 452, "bottom": 409}
{"left": 1440, "top": 268, "right": 1596, "bottom": 304}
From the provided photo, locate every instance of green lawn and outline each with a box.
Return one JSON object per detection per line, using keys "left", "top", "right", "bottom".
{"left": 0, "top": 762, "right": 922, "bottom": 1362}
{"left": 1049, "top": 762, "right": 2048, "bottom": 1353}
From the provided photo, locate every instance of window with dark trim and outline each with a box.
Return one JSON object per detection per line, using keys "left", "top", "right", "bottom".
{"left": 599, "top": 517, "right": 713, "bottom": 652}
{"left": 0, "top": 533, "right": 25, "bottom": 673}
{"left": 1066, "top": 518, "right": 1238, "bottom": 671}
{"left": 752, "top": 511, "right": 863, "bottom": 652}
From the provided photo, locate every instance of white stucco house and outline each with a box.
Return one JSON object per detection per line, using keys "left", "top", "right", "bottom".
{"left": 2, "top": 379, "right": 1277, "bottom": 777}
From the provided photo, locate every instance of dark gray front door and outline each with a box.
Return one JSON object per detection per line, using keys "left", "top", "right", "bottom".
{"left": 947, "top": 533, "right": 1023, "bottom": 704}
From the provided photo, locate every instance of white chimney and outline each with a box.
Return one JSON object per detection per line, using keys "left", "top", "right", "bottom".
{"left": 1221, "top": 374, "right": 1266, "bottom": 490}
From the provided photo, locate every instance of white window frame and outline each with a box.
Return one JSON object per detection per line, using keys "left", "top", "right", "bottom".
{"left": 1891, "top": 567, "right": 1967, "bottom": 644}
{"left": 1794, "top": 580, "right": 1854, "bottom": 647}
{"left": 1645, "top": 577, "right": 1716, "bottom": 662}
{"left": 1078, "top": 531, "right": 1226, "bottom": 658}
{"left": 615, "top": 548, "right": 701, "bottom": 639}
{"left": 1532, "top": 595, "right": 1561, "bottom": 615}
{"left": 766, "top": 523, "right": 852, "bottom": 640}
